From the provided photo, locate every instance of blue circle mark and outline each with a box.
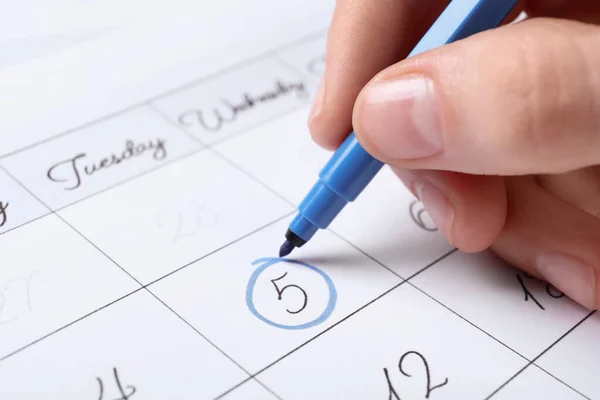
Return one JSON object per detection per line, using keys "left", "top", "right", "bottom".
{"left": 246, "top": 257, "right": 337, "bottom": 330}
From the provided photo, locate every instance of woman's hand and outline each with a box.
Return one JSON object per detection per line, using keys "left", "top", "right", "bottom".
{"left": 308, "top": 0, "right": 600, "bottom": 310}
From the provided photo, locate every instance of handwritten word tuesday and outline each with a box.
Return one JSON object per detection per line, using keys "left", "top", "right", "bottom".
{"left": 47, "top": 139, "right": 167, "bottom": 190}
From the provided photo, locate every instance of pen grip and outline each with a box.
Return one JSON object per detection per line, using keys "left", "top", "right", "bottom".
{"left": 294, "top": 133, "right": 383, "bottom": 235}
{"left": 319, "top": 133, "right": 384, "bottom": 202}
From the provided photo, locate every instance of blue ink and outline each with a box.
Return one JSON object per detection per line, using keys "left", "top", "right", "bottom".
{"left": 246, "top": 257, "right": 337, "bottom": 330}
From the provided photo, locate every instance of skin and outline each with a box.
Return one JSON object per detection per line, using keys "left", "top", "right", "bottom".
{"left": 308, "top": 0, "right": 600, "bottom": 310}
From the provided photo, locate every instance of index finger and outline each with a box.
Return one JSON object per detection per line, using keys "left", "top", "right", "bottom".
{"left": 309, "top": 0, "right": 450, "bottom": 150}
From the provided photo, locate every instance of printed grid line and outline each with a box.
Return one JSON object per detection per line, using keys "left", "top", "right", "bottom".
{"left": 243, "top": 249, "right": 456, "bottom": 379}
{"left": 271, "top": 50, "right": 323, "bottom": 85}
{"left": 411, "top": 279, "right": 591, "bottom": 400}
{"left": 0, "top": 29, "right": 586, "bottom": 400}
{"left": 143, "top": 74, "right": 569, "bottom": 397}
{"left": 330, "top": 225, "right": 592, "bottom": 399}
{"left": 262, "top": 43, "right": 581, "bottom": 395}
{"left": 161, "top": 44, "right": 593, "bottom": 396}
{"left": 0, "top": 100, "right": 308, "bottom": 240}
{"left": 0, "top": 210, "right": 53, "bottom": 239}
{"left": 0, "top": 32, "right": 329, "bottom": 398}
{"left": 0, "top": 29, "right": 327, "bottom": 162}
{"left": 0, "top": 37, "right": 419, "bottom": 396}
{"left": 143, "top": 287, "right": 284, "bottom": 400}
{"left": 485, "top": 311, "right": 595, "bottom": 400}
{"left": 0, "top": 42, "right": 318, "bottom": 239}
{"left": 146, "top": 103, "right": 297, "bottom": 211}
{"left": 0, "top": 34, "right": 329, "bottom": 395}
{"left": 0, "top": 287, "right": 145, "bottom": 364}
{"left": 0, "top": 165, "right": 142, "bottom": 287}
{"left": 182, "top": 47, "right": 592, "bottom": 398}
{"left": 144, "top": 66, "right": 412, "bottom": 397}
{"left": 330, "top": 231, "right": 537, "bottom": 362}
{"left": 0, "top": 156, "right": 295, "bottom": 398}
{"left": 0, "top": 30, "right": 331, "bottom": 399}
{"left": 144, "top": 45, "right": 494, "bottom": 397}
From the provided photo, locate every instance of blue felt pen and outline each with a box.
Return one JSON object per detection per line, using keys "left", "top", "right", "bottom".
{"left": 279, "top": 0, "right": 520, "bottom": 257}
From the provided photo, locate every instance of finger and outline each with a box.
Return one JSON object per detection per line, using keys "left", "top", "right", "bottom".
{"left": 491, "top": 176, "right": 600, "bottom": 310}
{"left": 537, "top": 166, "right": 600, "bottom": 218}
{"left": 308, "top": 0, "right": 449, "bottom": 151}
{"left": 524, "top": 0, "right": 600, "bottom": 24}
{"left": 352, "top": 17, "right": 600, "bottom": 175}
{"left": 392, "top": 168, "right": 507, "bottom": 253}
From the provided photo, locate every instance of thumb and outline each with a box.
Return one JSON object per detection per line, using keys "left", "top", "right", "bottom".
{"left": 352, "top": 17, "right": 600, "bottom": 175}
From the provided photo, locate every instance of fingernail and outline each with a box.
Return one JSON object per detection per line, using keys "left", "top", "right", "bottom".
{"left": 308, "top": 77, "right": 325, "bottom": 124}
{"left": 535, "top": 253, "right": 596, "bottom": 310}
{"left": 414, "top": 180, "right": 454, "bottom": 239}
{"left": 360, "top": 75, "right": 443, "bottom": 160}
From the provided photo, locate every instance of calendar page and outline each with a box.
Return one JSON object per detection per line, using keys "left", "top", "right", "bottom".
{"left": 0, "top": 1, "right": 597, "bottom": 399}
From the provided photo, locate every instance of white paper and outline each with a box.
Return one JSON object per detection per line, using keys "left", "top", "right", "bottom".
{"left": 0, "top": 1, "right": 595, "bottom": 399}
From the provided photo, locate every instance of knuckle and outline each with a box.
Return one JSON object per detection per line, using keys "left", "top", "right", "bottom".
{"left": 483, "top": 19, "right": 600, "bottom": 168}
{"left": 491, "top": 31, "right": 556, "bottom": 157}
{"left": 587, "top": 234, "right": 600, "bottom": 310}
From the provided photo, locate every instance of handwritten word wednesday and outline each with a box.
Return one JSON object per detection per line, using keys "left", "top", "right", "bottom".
{"left": 177, "top": 80, "right": 307, "bottom": 132}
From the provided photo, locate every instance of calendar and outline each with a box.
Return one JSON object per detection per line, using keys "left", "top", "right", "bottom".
{"left": 0, "top": 1, "right": 598, "bottom": 399}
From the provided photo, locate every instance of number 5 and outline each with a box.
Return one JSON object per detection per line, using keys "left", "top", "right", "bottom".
{"left": 270, "top": 272, "right": 308, "bottom": 314}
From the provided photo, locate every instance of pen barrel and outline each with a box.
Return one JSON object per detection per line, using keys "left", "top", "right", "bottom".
{"left": 294, "top": 182, "right": 347, "bottom": 234}
{"left": 291, "top": 133, "right": 384, "bottom": 241}
{"left": 319, "top": 133, "right": 385, "bottom": 202}
{"left": 288, "top": 0, "right": 522, "bottom": 246}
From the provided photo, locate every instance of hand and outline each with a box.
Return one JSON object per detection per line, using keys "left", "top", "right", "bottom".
{"left": 308, "top": 1, "right": 600, "bottom": 310}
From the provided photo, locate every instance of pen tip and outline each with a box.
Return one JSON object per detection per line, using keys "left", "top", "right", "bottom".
{"left": 279, "top": 240, "right": 295, "bottom": 258}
